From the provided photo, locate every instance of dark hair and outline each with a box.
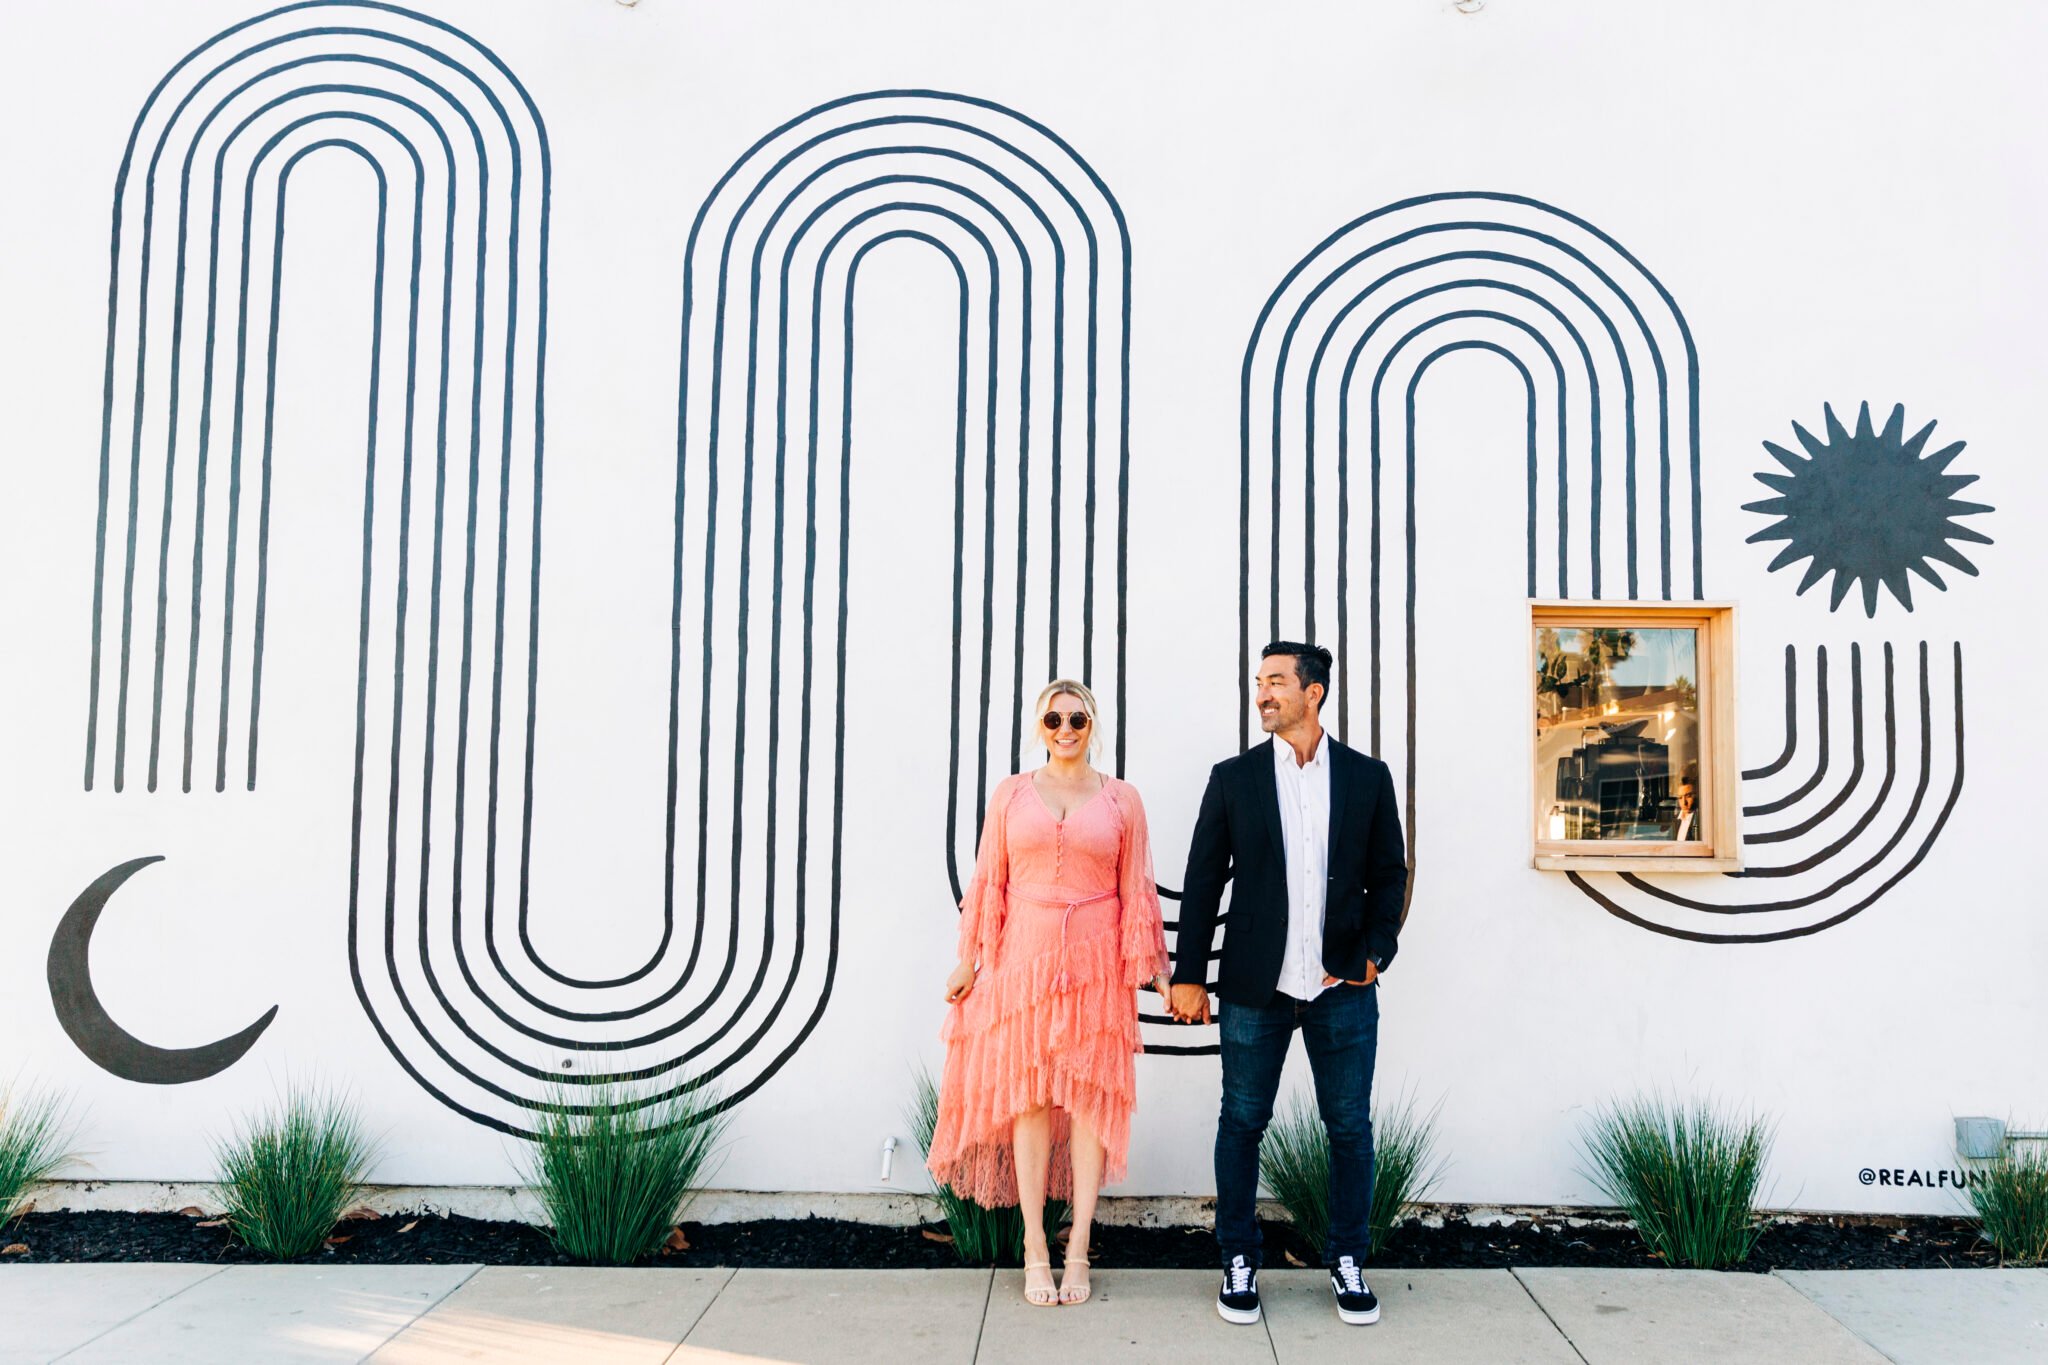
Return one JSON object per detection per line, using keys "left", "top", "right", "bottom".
{"left": 1261, "top": 640, "right": 1332, "bottom": 707}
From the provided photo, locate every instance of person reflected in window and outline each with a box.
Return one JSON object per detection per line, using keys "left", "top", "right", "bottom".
{"left": 1672, "top": 781, "right": 1697, "bottom": 841}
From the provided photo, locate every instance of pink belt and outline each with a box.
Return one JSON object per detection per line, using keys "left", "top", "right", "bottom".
{"left": 1006, "top": 884, "right": 1117, "bottom": 991}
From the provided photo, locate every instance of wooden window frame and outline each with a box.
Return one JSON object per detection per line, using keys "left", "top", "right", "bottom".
{"left": 1530, "top": 600, "right": 1741, "bottom": 873}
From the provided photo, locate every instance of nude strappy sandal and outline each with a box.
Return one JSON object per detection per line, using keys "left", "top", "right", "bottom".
{"left": 1024, "top": 1260, "right": 1060, "bottom": 1307}
{"left": 1058, "top": 1254, "right": 1091, "bottom": 1305}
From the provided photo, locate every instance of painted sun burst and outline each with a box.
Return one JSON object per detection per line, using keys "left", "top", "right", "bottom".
{"left": 1744, "top": 401, "right": 1993, "bottom": 617}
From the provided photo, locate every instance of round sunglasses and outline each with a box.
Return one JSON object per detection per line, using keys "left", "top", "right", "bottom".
{"left": 1041, "top": 710, "right": 1091, "bottom": 732}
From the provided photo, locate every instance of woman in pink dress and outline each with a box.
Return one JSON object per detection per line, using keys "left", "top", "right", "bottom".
{"left": 928, "top": 679, "right": 1172, "bottom": 1307}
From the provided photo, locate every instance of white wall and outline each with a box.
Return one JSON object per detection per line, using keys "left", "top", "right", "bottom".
{"left": 3, "top": 0, "right": 2044, "bottom": 1216}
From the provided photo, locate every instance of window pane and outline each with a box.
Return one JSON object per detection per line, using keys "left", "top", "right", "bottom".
{"left": 1535, "top": 626, "right": 1702, "bottom": 843}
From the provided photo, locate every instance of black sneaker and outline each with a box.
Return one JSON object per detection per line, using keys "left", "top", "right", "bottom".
{"left": 1217, "top": 1254, "right": 1260, "bottom": 1324}
{"left": 1330, "top": 1255, "right": 1380, "bottom": 1324}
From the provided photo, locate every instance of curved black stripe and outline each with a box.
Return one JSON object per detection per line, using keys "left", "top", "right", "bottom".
{"left": 1238, "top": 196, "right": 1703, "bottom": 751}
{"left": 438, "top": 90, "right": 1138, "bottom": 1105}
{"left": 1400, "top": 337, "right": 1544, "bottom": 878}
{"left": 384, "top": 194, "right": 1113, "bottom": 1101}
{"left": 1742, "top": 645, "right": 1799, "bottom": 780}
{"left": 88, "top": 6, "right": 542, "bottom": 795}
{"left": 1252, "top": 213, "right": 1691, "bottom": 615}
{"left": 423, "top": 204, "right": 997, "bottom": 1063}
{"left": 1745, "top": 645, "right": 1829, "bottom": 817}
{"left": 1747, "top": 643, "right": 1864, "bottom": 845}
{"left": 196, "top": 58, "right": 496, "bottom": 808}
{"left": 152, "top": 84, "right": 528, "bottom": 1089}
{"left": 1237, "top": 196, "right": 1703, "bottom": 937}
{"left": 1700, "top": 643, "right": 1894, "bottom": 881}
{"left": 160, "top": 54, "right": 485, "bottom": 792}
{"left": 1574, "top": 645, "right": 1964, "bottom": 944}
{"left": 1304, "top": 253, "right": 1642, "bottom": 650}
{"left": 498, "top": 163, "right": 1032, "bottom": 1010}
{"left": 680, "top": 226, "right": 973, "bottom": 1075}
{"left": 1310, "top": 268, "right": 1596, "bottom": 731}
{"left": 643, "top": 191, "right": 1004, "bottom": 1042}
{"left": 103, "top": 77, "right": 1130, "bottom": 1096}
{"left": 661, "top": 100, "right": 1143, "bottom": 1073}
{"left": 193, "top": 31, "right": 521, "bottom": 798}
{"left": 1366, "top": 305, "right": 1570, "bottom": 751}
{"left": 82, "top": 14, "right": 1182, "bottom": 1116}
{"left": 1339, "top": 332, "right": 1538, "bottom": 741}
{"left": 673, "top": 104, "right": 1122, "bottom": 999}
{"left": 1619, "top": 641, "right": 1936, "bottom": 911}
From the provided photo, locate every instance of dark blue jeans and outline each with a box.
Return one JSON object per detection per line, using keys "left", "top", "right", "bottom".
{"left": 1215, "top": 982, "right": 1379, "bottom": 1268}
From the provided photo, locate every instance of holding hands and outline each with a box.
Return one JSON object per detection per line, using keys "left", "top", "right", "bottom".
{"left": 1156, "top": 963, "right": 1375, "bottom": 1024}
{"left": 950, "top": 964, "right": 1204, "bottom": 1022}
{"left": 1167, "top": 982, "right": 1212, "bottom": 1025}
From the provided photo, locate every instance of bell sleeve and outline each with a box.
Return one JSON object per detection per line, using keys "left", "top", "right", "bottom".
{"left": 1113, "top": 781, "right": 1171, "bottom": 987}
{"left": 956, "top": 776, "right": 1015, "bottom": 970}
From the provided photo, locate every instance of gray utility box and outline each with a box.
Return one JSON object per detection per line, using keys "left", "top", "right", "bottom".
{"left": 1955, "top": 1116, "right": 2006, "bottom": 1159}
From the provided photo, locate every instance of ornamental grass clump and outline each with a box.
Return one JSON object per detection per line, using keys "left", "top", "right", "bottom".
{"left": 520, "top": 1080, "right": 729, "bottom": 1266}
{"left": 1963, "top": 1140, "right": 2048, "bottom": 1266}
{"left": 212, "top": 1086, "right": 378, "bottom": 1259}
{"left": 1579, "top": 1093, "right": 1773, "bottom": 1269}
{"left": 0, "top": 1086, "right": 78, "bottom": 1226}
{"left": 907, "top": 1068, "right": 1066, "bottom": 1265}
{"left": 1258, "top": 1088, "right": 1444, "bottom": 1258}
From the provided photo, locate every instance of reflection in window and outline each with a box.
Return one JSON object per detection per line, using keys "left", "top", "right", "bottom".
{"left": 1535, "top": 626, "right": 1701, "bottom": 844}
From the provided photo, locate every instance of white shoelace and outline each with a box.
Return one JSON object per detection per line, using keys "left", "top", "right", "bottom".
{"left": 1225, "top": 1258, "right": 1255, "bottom": 1294}
{"left": 1334, "top": 1256, "right": 1366, "bottom": 1294}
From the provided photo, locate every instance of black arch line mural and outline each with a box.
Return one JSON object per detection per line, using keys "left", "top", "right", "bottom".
{"left": 1238, "top": 195, "right": 1970, "bottom": 947}
{"left": 52, "top": 1, "right": 1974, "bottom": 1115}
{"left": 1573, "top": 640, "right": 1968, "bottom": 944}
{"left": 68, "top": 0, "right": 1143, "bottom": 1132}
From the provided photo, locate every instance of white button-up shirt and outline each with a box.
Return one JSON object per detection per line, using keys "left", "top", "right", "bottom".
{"left": 1273, "top": 731, "right": 1332, "bottom": 1002}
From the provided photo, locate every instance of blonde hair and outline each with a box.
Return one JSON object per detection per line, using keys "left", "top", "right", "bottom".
{"left": 1032, "top": 678, "right": 1102, "bottom": 761}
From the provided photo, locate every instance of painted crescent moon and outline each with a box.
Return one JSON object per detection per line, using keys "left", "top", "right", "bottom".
{"left": 46, "top": 856, "right": 278, "bottom": 1084}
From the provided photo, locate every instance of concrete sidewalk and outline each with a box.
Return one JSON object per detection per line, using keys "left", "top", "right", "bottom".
{"left": 2, "top": 1264, "right": 2043, "bottom": 1364}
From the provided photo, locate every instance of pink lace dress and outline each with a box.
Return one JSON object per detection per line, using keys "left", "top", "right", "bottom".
{"left": 926, "top": 772, "right": 1169, "bottom": 1206}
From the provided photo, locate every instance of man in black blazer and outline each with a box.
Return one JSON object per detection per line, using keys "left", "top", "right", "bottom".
{"left": 1169, "top": 641, "right": 1408, "bottom": 1328}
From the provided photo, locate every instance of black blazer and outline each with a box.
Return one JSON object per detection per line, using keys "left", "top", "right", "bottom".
{"left": 1172, "top": 736, "right": 1408, "bottom": 1008}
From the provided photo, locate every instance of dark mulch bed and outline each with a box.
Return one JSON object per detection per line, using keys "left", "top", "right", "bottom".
{"left": 0, "top": 1208, "right": 2004, "bottom": 1271}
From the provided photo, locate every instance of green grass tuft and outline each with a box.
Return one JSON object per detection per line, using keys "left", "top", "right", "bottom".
{"left": 1963, "top": 1139, "right": 2048, "bottom": 1266}
{"left": 907, "top": 1067, "right": 1066, "bottom": 1265}
{"left": 212, "top": 1085, "right": 378, "bottom": 1259}
{"left": 1369, "top": 1090, "right": 1447, "bottom": 1250}
{"left": 1258, "top": 1087, "right": 1444, "bottom": 1259}
{"left": 0, "top": 1086, "right": 78, "bottom": 1226}
{"left": 1579, "top": 1093, "right": 1773, "bottom": 1269}
{"left": 1259, "top": 1094, "right": 1332, "bottom": 1254}
{"left": 519, "top": 1080, "right": 729, "bottom": 1266}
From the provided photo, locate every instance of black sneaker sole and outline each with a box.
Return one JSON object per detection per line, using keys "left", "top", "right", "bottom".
{"left": 1217, "top": 1299, "right": 1262, "bottom": 1325}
